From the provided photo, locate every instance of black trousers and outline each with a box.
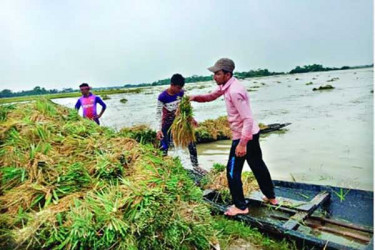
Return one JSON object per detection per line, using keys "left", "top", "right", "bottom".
{"left": 226, "top": 133, "right": 275, "bottom": 210}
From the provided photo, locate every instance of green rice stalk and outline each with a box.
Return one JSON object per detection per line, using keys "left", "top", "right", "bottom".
{"left": 170, "top": 96, "right": 196, "bottom": 148}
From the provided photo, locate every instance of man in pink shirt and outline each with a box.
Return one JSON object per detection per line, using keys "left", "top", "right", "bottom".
{"left": 190, "top": 58, "right": 277, "bottom": 216}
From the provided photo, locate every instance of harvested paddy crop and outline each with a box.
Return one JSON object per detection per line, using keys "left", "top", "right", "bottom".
{"left": 195, "top": 116, "right": 231, "bottom": 143}
{"left": 0, "top": 99, "right": 218, "bottom": 249}
{"left": 170, "top": 96, "right": 196, "bottom": 148}
{"left": 313, "top": 85, "right": 335, "bottom": 91}
{"left": 200, "top": 163, "right": 259, "bottom": 201}
{"left": 0, "top": 99, "right": 295, "bottom": 249}
{"left": 118, "top": 117, "right": 281, "bottom": 148}
{"left": 119, "top": 125, "right": 157, "bottom": 146}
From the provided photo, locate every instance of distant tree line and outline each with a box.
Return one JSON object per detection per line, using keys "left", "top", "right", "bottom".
{"left": 149, "top": 75, "right": 213, "bottom": 87}
{"left": 289, "top": 63, "right": 373, "bottom": 74}
{"left": 142, "top": 68, "right": 283, "bottom": 87}
{"left": 1, "top": 64, "right": 372, "bottom": 98}
{"left": 0, "top": 86, "right": 75, "bottom": 98}
{"left": 234, "top": 69, "right": 283, "bottom": 79}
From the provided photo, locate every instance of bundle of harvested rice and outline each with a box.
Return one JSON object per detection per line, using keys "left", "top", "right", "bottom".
{"left": 170, "top": 96, "right": 196, "bottom": 148}
{"left": 195, "top": 116, "right": 231, "bottom": 143}
{"left": 0, "top": 98, "right": 218, "bottom": 249}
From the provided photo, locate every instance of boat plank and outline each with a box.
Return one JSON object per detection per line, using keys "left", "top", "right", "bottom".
{"left": 282, "top": 192, "right": 330, "bottom": 230}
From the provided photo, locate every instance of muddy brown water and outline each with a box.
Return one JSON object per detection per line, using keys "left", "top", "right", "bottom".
{"left": 53, "top": 68, "right": 373, "bottom": 191}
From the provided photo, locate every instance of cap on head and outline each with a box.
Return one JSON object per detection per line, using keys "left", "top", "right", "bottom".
{"left": 208, "top": 58, "right": 235, "bottom": 73}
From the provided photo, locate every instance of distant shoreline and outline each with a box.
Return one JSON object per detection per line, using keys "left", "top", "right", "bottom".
{"left": 0, "top": 64, "right": 372, "bottom": 104}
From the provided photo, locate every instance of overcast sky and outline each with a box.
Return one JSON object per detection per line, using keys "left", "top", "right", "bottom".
{"left": 0, "top": 0, "right": 373, "bottom": 91}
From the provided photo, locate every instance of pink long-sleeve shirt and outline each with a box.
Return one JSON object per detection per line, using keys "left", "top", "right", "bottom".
{"left": 192, "top": 77, "right": 260, "bottom": 146}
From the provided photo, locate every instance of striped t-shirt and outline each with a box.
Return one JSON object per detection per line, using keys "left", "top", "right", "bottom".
{"left": 156, "top": 89, "right": 184, "bottom": 130}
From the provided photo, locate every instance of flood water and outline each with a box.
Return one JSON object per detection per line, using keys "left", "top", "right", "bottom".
{"left": 52, "top": 68, "right": 373, "bottom": 190}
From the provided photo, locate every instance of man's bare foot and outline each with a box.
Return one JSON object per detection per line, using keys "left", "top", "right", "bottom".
{"left": 262, "top": 196, "right": 278, "bottom": 205}
{"left": 224, "top": 206, "right": 249, "bottom": 216}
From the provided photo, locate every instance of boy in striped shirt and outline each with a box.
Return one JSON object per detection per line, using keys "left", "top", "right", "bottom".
{"left": 156, "top": 74, "right": 206, "bottom": 174}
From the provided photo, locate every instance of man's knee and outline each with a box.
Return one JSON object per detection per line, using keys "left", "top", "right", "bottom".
{"left": 248, "top": 158, "right": 265, "bottom": 168}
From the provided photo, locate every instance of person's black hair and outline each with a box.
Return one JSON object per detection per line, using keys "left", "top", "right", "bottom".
{"left": 171, "top": 74, "right": 185, "bottom": 87}
{"left": 222, "top": 69, "right": 233, "bottom": 77}
{"left": 79, "top": 83, "right": 89, "bottom": 88}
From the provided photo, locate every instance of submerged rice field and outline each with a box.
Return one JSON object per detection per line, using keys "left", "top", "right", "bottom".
{"left": 52, "top": 68, "right": 373, "bottom": 190}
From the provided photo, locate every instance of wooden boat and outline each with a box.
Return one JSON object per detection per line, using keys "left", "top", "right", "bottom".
{"left": 260, "top": 122, "right": 291, "bottom": 134}
{"left": 202, "top": 180, "right": 373, "bottom": 250}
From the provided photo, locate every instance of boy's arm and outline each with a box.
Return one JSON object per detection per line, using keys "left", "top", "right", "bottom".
{"left": 75, "top": 99, "right": 81, "bottom": 111}
{"left": 190, "top": 87, "right": 223, "bottom": 102}
{"left": 156, "top": 99, "right": 164, "bottom": 139}
{"left": 95, "top": 96, "right": 107, "bottom": 118}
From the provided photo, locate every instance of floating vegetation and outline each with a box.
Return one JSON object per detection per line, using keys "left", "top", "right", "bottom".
{"left": 0, "top": 88, "right": 144, "bottom": 104}
{"left": 120, "top": 98, "right": 128, "bottom": 104}
{"left": 246, "top": 85, "right": 261, "bottom": 92}
{"left": 305, "top": 82, "right": 313, "bottom": 85}
{"left": 327, "top": 77, "right": 339, "bottom": 82}
{"left": 170, "top": 96, "right": 196, "bottom": 148}
{"left": 313, "top": 85, "right": 335, "bottom": 91}
{"left": 101, "top": 94, "right": 110, "bottom": 100}
{"left": 258, "top": 123, "right": 268, "bottom": 130}
{"left": 123, "top": 88, "right": 144, "bottom": 94}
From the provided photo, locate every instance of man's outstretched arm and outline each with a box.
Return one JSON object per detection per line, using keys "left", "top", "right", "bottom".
{"left": 190, "top": 87, "right": 223, "bottom": 103}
